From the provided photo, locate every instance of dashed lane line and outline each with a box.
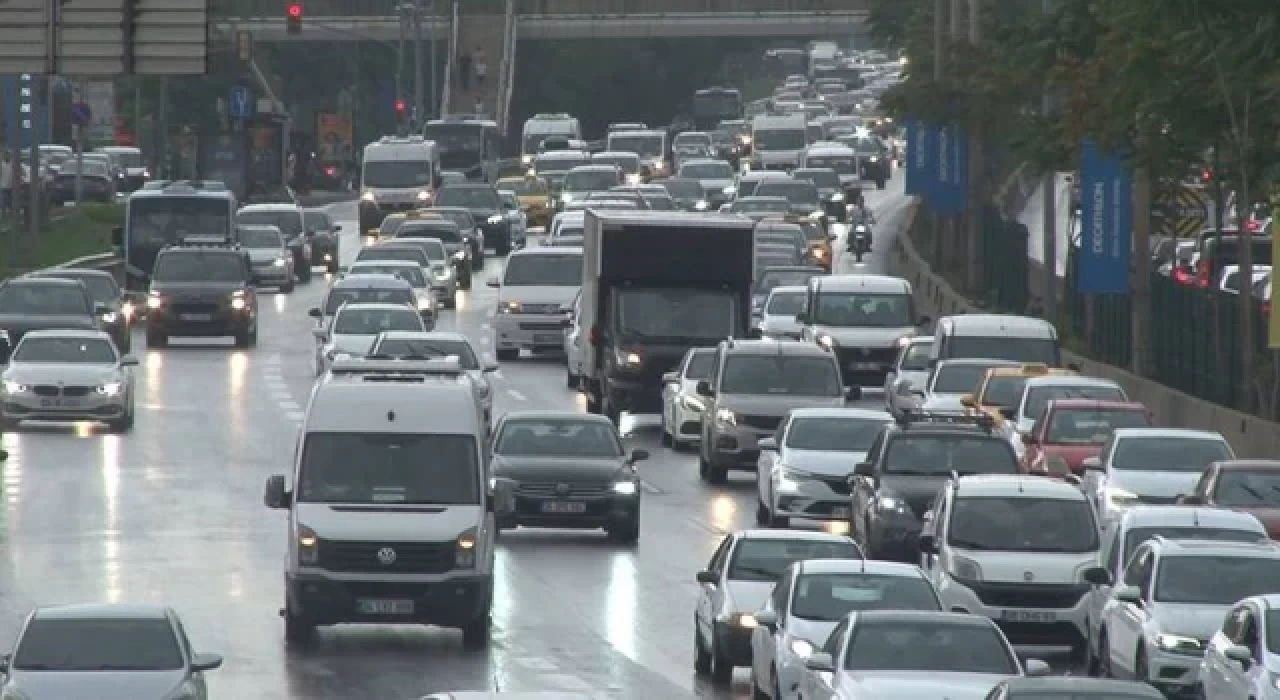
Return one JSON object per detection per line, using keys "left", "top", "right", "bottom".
{"left": 261, "top": 353, "right": 304, "bottom": 425}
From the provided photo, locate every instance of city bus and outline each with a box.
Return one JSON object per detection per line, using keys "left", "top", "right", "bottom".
{"left": 692, "top": 87, "right": 744, "bottom": 131}
{"left": 423, "top": 117, "right": 504, "bottom": 183}
{"left": 111, "top": 180, "right": 238, "bottom": 290}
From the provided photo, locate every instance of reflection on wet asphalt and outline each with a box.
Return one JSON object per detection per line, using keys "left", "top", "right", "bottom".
{"left": 0, "top": 182, "right": 931, "bottom": 698}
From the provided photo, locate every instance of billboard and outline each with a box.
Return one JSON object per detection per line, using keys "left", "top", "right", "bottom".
{"left": 315, "top": 111, "right": 353, "bottom": 163}
{"left": 1076, "top": 141, "right": 1132, "bottom": 294}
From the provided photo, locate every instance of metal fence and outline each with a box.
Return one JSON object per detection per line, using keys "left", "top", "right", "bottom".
{"left": 221, "top": 0, "right": 867, "bottom": 17}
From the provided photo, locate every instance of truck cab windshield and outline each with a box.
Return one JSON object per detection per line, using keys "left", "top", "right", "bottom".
{"left": 363, "top": 161, "right": 433, "bottom": 188}
{"left": 128, "top": 197, "right": 231, "bottom": 247}
{"left": 503, "top": 254, "right": 582, "bottom": 286}
{"left": 297, "top": 432, "right": 479, "bottom": 505}
{"left": 755, "top": 129, "right": 806, "bottom": 151}
{"left": 615, "top": 288, "right": 735, "bottom": 342}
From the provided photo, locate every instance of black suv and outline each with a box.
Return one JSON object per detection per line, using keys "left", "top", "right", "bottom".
{"left": 434, "top": 184, "right": 513, "bottom": 255}
{"left": 846, "top": 413, "right": 1019, "bottom": 561}
{"left": 145, "top": 241, "right": 259, "bottom": 348}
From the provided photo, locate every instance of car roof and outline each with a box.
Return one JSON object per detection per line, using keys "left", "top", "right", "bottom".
{"left": 1024, "top": 375, "right": 1121, "bottom": 389}
{"left": 20, "top": 328, "right": 113, "bottom": 341}
{"left": 1112, "top": 427, "right": 1226, "bottom": 441}
{"left": 508, "top": 246, "right": 583, "bottom": 258}
{"left": 401, "top": 219, "right": 460, "bottom": 230}
{"left": 1045, "top": 398, "right": 1147, "bottom": 411}
{"left": 1117, "top": 505, "right": 1266, "bottom": 530}
{"left": 985, "top": 364, "right": 1074, "bottom": 378}
{"left": 736, "top": 528, "right": 857, "bottom": 543}
{"left": 34, "top": 602, "right": 170, "bottom": 620}
{"left": 954, "top": 474, "right": 1087, "bottom": 500}
{"left": 5, "top": 276, "right": 85, "bottom": 289}
{"left": 788, "top": 407, "right": 893, "bottom": 422}
{"left": 797, "top": 558, "right": 924, "bottom": 577}
{"left": 998, "top": 677, "right": 1164, "bottom": 697}
{"left": 440, "top": 183, "right": 493, "bottom": 190}
{"left": 567, "top": 164, "right": 619, "bottom": 173}
{"left": 237, "top": 203, "right": 299, "bottom": 212}
{"left": 352, "top": 259, "right": 418, "bottom": 268}
{"left": 1151, "top": 538, "right": 1280, "bottom": 557}
{"left": 723, "top": 339, "right": 833, "bottom": 357}
{"left": 332, "top": 275, "right": 412, "bottom": 289}
{"left": 939, "top": 313, "right": 1056, "bottom": 335}
{"left": 1216, "top": 459, "right": 1280, "bottom": 471}
{"left": 681, "top": 158, "right": 730, "bottom": 167}
{"left": 501, "top": 410, "right": 615, "bottom": 426}
{"left": 812, "top": 274, "right": 911, "bottom": 293}
{"left": 736, "top": 196, "right": 789, "bottom": 203}
{"left": 593, "top": 151, "right": 639, "bottom": 159}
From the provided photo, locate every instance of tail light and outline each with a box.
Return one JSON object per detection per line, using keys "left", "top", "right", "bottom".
{"left": 1247, "top": 218, "right": 1261, "bottom": 232}
{"left": 1202, "top": 168, "right": 1213, "bottom": 182}
{"left": 1197, "top": 259, "right": 1211, "bottom": 288}
{"left": 1173, "top": 267, "right": 1191, "bottom": 284}
{"left": 324, "top": 166, "right": 336, "bottom": 176}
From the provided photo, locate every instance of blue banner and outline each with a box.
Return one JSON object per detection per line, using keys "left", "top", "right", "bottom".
{"left": 931, "top": 124, "right": 967, "bottom": 213}
{"left": 904, "top": 121, "right": 921, "bottom": 196}
{"left": 1077, "top": 141, "right": 1132, "bottom": 294}
{"left": 918, "top": 123, "right": 937, "bottom": 203}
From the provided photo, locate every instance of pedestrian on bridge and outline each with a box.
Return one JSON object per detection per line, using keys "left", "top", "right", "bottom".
{"left": 458, "top": 51, "right": 472, "bottom": 90}
{"left": 474, "top": 46, "right": 487, "bottom": 87}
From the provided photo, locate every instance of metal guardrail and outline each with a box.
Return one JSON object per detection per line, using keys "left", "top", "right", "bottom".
{"left": 222, "top": 0, "right": 866, "bottom": 17}
{"left": 440, "top": 1, "right": 459, "bottom": 116}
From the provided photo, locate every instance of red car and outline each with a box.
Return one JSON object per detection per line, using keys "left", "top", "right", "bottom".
{"left": 1178, "top": 460, "right": 1280, "bottom": 538}
{"left": 1020, "top": 399, "right": 1153, "bottom": 476}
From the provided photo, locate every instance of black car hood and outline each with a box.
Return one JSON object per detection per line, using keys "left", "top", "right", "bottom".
{"left": 150, "top": 281, "right": 246, "bottom": 296}
{"left": 877, "top": 474, "right": 948, "bottom": 518}
{"left": 491, "top": 455, "right": 628, "bottom": 482}
{"left": 459, "top": 207, "right": 500, "bottom": 220}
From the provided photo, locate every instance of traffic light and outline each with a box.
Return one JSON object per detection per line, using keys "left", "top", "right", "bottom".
{"left": 286, "top": 2, "right": 303, "bottom": 34}
{"left": 394, "top": 98, "right": 407, "bottom": 120}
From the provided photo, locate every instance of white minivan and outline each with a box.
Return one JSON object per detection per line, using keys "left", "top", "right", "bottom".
{"left": 263, "top": 357, "right": 508, "bottom": 648}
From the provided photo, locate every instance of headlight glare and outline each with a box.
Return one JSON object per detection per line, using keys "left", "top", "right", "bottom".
{"left": 360, "top": 190, "right": 376, "bottom": 202}
{"left": 3, "top": 381, "right": 26, "bottom": 394}
{"left": 612, "top": 481, "right": 638, "bottom": 495}
{"left": 272, "top": 257, "right": 287, "bottom": 267}
{"left": 716, "top": 408, "right": 737, "bottom": 426}
{"left": 96, "top": 381, "right": 123, "bottom": 396}
{"left": 146, "top": 293, "right": 163, "bottom": 309}
{"left": 296, "top": 524, "right": 319, "bottom": 565}
{"left": 456, "top": 527, "right": 478, "bottom": 568}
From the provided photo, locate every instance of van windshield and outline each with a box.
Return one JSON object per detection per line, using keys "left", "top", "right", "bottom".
{"left": 948, "top": 336, "right": 1059, "bottom": 365}
{"left": 297, "top": 432, "right": 480, "bottom": 505}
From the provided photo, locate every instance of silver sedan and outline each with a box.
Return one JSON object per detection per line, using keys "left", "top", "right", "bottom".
{"left": 0, "top": 329, "right": 137, "bottom": 432}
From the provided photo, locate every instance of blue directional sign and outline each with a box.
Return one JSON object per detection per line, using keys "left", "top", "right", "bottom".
{"left": 229, "top": 85, "right": 252, "bottom": 119}
{"left": 70, "top": 101, "right": 91, "bottom": 127}
{"left": 931, "top": 123, "right": 968, "bottom": 214}
{"left": 905, "top": 120, "right": 921, "bottom": 196}
{"left": 1077, "top": 141, "right": 1132, "bottom": 294}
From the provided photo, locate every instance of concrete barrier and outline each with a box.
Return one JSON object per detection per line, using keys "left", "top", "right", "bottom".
{"left": 889, "top": 199, "right": 1280, "bottom": 458}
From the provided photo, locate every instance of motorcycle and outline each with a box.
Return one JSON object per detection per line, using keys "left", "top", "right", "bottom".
{"left": 849, "top": 224, "right": 872, "bottom": 262}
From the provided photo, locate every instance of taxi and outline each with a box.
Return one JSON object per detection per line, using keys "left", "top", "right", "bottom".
{"left": 959, "top": 363, "right": 1078, "bottom": 439}
{"left": 495, "top": 175, "right": 554, "bottom": 228}
{"left": 364, "top": 207, "right": 425, "bottom": 241}
{"left": 783, "top": 214, "right": 832, "bottom": 270}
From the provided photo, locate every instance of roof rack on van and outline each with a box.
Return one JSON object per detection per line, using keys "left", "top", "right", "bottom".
{"left": 329, "top": 357, "right": 464, "bottom": 378}
{"left": 377, "top": 135, "right": 427, "bottom": 144}
{"left": 168, "top": 235, "right": 237, "bottom": 248}
{"left": 896, "top": 410, "right": 995, "bottom": 432}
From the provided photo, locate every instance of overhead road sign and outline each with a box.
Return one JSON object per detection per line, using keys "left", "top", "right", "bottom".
{"left": 229, "top": 85, "right": 252, "bottom": 119}
{"left": 0, "top": 0, "right": 209, "bottom": 76}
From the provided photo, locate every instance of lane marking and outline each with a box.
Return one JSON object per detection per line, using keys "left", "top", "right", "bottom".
{"left": 506, "top": 389, "right": 527, "bottom": 401}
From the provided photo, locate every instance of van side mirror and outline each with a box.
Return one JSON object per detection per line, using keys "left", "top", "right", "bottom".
{"left": 308, "top": 308, "right": 323, "bottom": 319}
{"left": 311, "top": 327, "right": 328, "bottom": 340}
{"left": 696, "top": 570, "right": 718, "bottom": 585}
{"left": 1081, "top": 457, "right": 1103, "bottom": 471}
{"left": 804, "top": 652, "right": 835, "bottom": 673}
{"left": 661, "top": 372, "right": 678, "bottom": 384}
{"left": 1226, "top": 644, "right": 1254, "bottom": 668}
{"left": 483, "top": 361, "right": 499, "bottom": 373}
{"left": 696, "top": 380, "right": 713, "bottom": 397}
{"left": 1177, "top": 494, "right": 1204, "bottom": 505}
{"left": 263, "top": 474, "right": 290, "bottom": 509}
{"left": 753, "top": 609, "right": 778, "bottom": 631}
{"left": 487, "top": 477, "right": 515, "bottom": 514}
{"left": 853, "top": 461, "right": 874, "bottom": 477}
{"left": 959, "top": 394, "right": 976, "bottom": 408}
{"left": 1082, "top": 566, "right": 1112, "bottom": 586}
{"left": 191, "top": 653, "right": 223, "bottom": 672}
{"left": 1023, "top": 659, "right": 1051, "bottom": 677}
{"left": 119, "top": 355, "right": 140, "bottom": 367}
{"left": 758, "top": 437, "right": 777, "bottom": 451}
{"left": 1114, "top": 585, "right": 1143, "bottom": 605}
{"left": 918, "top": 534, "right": 937, "bottom": 553}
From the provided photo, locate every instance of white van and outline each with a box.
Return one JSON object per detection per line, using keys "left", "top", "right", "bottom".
{"left": 359, "top": 135, "right": 442, "bottom": 234}
{"left": 263, "top": 357, "right": 505, "bottom": 648}
{"left": 931, "top": 313, "right": 1061, "bottom": 367}
{"left": 749, "top": 114, "right": 807, "bottom": 171}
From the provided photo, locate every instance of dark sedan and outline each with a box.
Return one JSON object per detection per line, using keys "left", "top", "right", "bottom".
{"left": 434, "top": 184, "right": 516, "bottom": 255}
{"left": 28, "top": 269, "right": 134, "bottom": 353}
{"left": 303, "top": 209, "right": 342, "bottom": 274}
{"left": 424, "top": 206, "right": 486, "bottom": 268}
{"left": 0, "top": 278, "right": 106, "bottom": 362}
{"left": 49, "top": 161, "right": 115, "bottom": 205}
{"left": 490, "top": 411, "right": 648, "bottom": 544}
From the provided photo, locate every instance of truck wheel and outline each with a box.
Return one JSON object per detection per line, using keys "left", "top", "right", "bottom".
{"left": 461, "top": 613, "right": 491, "bottom": 649}
{"left": 283, "top": 603, "right": 315, "bottom": 646}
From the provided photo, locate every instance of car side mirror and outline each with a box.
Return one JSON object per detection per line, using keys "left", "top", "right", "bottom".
{"left": 918, "top": 534, "right": 937, "bottom": 553}
{"left": 487, "top": 277, "right": 501, "bottom": 288}
{"left": 959, "top": 394, "right": 976, "bottom": 408}
{"left": 629, "top": 449, "right": 649, "bottom": 463}
{"left": 1114, "top": 584, "right": 1143, "bottom": 605}
{"left": 754, "top": 609, "right": 778, "bottom": 631}
{"left": 696, "top": 380, "right": 713, "bottom": 397}
{"left": 307, "top": 308, "right": 323, "bottom": 319}
{"left": 1081, "top": 457, "right": 1103, "bottom": 471}
{"left": 804, "top": 652, "right": 835, "bottom": 673}
{"left": 311, "top": 327, "right": 328, "bottom": 340}
{"left": 1082, "top": 566, "right": 1112, "bottom": 586}
{"left": 191, "top": 652, "right": 223, "bottom": 672}
{"left": 827, "top": 232, "right": 838, "bottom": 241}
{"left": 263, "top": 474, "right": 290, "bottom": 509}
{"left": 661, "top": 372, "right": 678, "bottom": 384}
{"left": 119, "top": 355, "right": 139, "bottom": 367}
{"left": 845, "top": 386, "right": 861, "bottom": 400}
{"left": 853, "top": 461, "right": 874, "bottom": 477}
{"left": 1226, "top": 644, "right": 1254, "bottom": 668}
{"left": 1023, "top": 659, "right": 1051, "bottom": 677}
{"left": 1021, "top": 432, "right": 1036, "bottom": 446}
{"left": 917, "top": 315, "right": 931, "bottom": 326}
{"left": 332, "top": 224, "right": 342, "bottom": 231}
{"left": 758, "top": 437, "right": 777, "bottom": 451}
{"left": 696, "top": 570, "right": 718, "bottom": 585}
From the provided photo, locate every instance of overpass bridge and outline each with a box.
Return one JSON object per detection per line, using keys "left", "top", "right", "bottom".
{"left": 216, "top": 0, "right": 869, "bottom": 41}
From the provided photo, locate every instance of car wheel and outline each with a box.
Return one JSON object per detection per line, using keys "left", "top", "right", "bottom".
{"left": 566, "top": 369, "right": 578, "bottom": 389}
{"left": 694, "top": 626, "right": 712, "bottom": 675}
{"left": 496, "top": 348, "right": 518, "bottom": 361}
{"left": 235, "top": 328, "right": 253, "bottom": 348}
{"left": 755, "top": 497, "right": 769, "bottom": 525}
{"left": 1096, "top": 629, "right": 1112, "bottom": 678}
{"left": 698, "top": 450, "right": 711, "bottom": 481}
{"left": 443, "top": 293, "right": 457, "bottom": 310}
{"left": 607, "top": 516, "right": 639, "bottom": 545}
{"left": 769, "top": 509, "right": 790, "bottom": 529}
{"left": 283, "top": 602, "right": 315, "bottom": 647}
{"left": 327, "top": 258, "right": 340, "bottom": 274}
{"left": 710, "top": 628, "right": 734, "bottom": 685}
{"left": 145, "top": 330, "right": 167, "bottom": 348}
{"left": 297, "top": 263, "right": 312, "bottom": 283}
{"left": 460, "top": 613, "right": 491, "bottom": 649}
{"left": 282, "top": 278, "right": 295, "bottom": 293}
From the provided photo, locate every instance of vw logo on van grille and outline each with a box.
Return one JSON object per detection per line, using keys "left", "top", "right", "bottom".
{"left": 555, "top": 483, "right": 571, "bottom": 496}
{"left": 1023, "top": 570, "right": 1034, "bottom": 582}
{"left": 376, "top": 547, "right": 397, "bottom": 565}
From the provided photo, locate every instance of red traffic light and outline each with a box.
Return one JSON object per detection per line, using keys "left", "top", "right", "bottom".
{"left": 287, "top": 2, "right": 302, "bottom": 18}
{"left": 394, "top": 98, "right": 406, "bottom": 113}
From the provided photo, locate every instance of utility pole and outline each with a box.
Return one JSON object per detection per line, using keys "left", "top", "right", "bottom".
{"left": 947, "top": 0, "right": 961, "bottom": 277}
{"left": 396, "top": 5, "right": 407, "bottom": 135}
{"left": 428, "top": 0, "right": 437, "bottom": 120}
{"left": 1040, "top": 0, "right": 1057, "bottom": 323}
{"left": 1131, "top": 169, "right": 1151, "bottom": 376}
{"left": 412, "top": 3, "right": 425, "bottom": 130}
{"left": 31, "top": 0, "right": 57, "bottom": 240}
{"left": 931, "top": 0, "right": 946, "bottom": 266}
{"left": 965, "top": 0, "right": 983, "bottom": 293}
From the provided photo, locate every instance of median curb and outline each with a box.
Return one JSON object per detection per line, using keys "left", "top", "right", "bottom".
{"left": 888, "top": 195, "right": 1280, "bottom": 458}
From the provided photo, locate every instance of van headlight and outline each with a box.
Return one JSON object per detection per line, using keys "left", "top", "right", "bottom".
{"left": 612, "top": 480, "right": 638, "bottom": 495}
{"left": 96, "top": 381, "right": 123, "bottom": 397}
{"left": 487, "top": 214, "right": 504, "bottom": 225}
{"left": 434, "top": 267, "right": 453, "bottom": 280}
{"left": 3, "top": 381, "right": 27, "bottom": 394}
{"left": 360, "top": 190, "right": 376, "bottom": 202}
{"left": 230, "top": 296, "right": 247, "bottom": 310}
{"left": 272, "top": 257, "right": 287, "bottom": 267}
{"left": 417, "top": 297, "right": 434, "bottom": 311}
{"left": 456, "top": 527, "right": 478, "bottom": 568}
{"left": 1106, "top": 487, "right": 1139, "bottom": 508}
{"left": 521, "top": 154, "right": 533, "bottom": 165}
{"left": 296, "top": 524, "right": 319, "bottom": 565}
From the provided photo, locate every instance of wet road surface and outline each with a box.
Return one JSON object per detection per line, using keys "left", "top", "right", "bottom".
{"left": 0, "top": 181, "right": 922, "bottom": 698}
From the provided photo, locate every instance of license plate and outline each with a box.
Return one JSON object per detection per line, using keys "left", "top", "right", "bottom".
{"left": 851, "top": 362, "right": 880, "bottom": 370}
{"left": 541, "top": 501, "right": 586, "bottom": 514}
{"left": 179, "top": 313, "right": 212, "bottom": 321}
{"left": 534, "top": 333, "right": 562, "bottom": 344}
{"left": 356, "top": 599, "right": 414, "bottom": 615}
{"left": 832, "top": 506, "right": 851, "bottom": 518}
{"left": 1000, "top": 610, "right": 1056, "bottom": 623}
{"left": 39, "top": 398, "right": 81, "bottom": 408}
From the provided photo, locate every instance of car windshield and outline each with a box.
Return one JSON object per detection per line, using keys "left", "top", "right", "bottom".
{"left": 786, "top": 415, "right": 890, "bottom": 452}
{"left": 350, "top": 265, "right": 426, "bottom": 287}
{"left": 795, "top": 169, "right": 840, "bottom": 188}
{"left": 236, "top": 210, "right": 302, "bottom": 238}
{"left": 103, "top": 150, "right": 143, "bottom": 167}
{"left": 642, "top": 193, "right": 676, "bottom": 210}
{"left": 436, "top": 187, "right": 499, "bottom": 209}
{"left": 399, "top": 225, "right": 461, "bottom": 244}
{"left": 324, "top": 288, "right": 414, "bottom": 313}
{"left": 674, "top": 133, "right": 711, "bottom": 147}
{"left": 813, "top": 292, "right": 911, "bottom": 327}
{"left": 949, "top": 497, "right": 1098, "bottom": 553}
{"left": 58, "top": 161, "right": 109, "bottom": 176}
{"left": 931, "top": 363, "right": 1008, "bottom": 394}
{"left": 536, "top": 154, "right": 591, "bottom": 173}
{"left": 564, "top": 169, "right": 620, "bottom": 191}
{"left": 495, "top": 418, "right": 623, "bottom": 458}
{"left": 883, "top": 435, "right": 1018, "bottom": 475}
{"left": 758, "top": 268, "right": 820, "bottom": 294}
{"left": 732, "top": 198, "right": 790, "bottom": 214}
{"left": 900, "top": 342, "right": 933, "bottom": 371}
{"left": 755, "top": 129, "right": 807, "bottom": 150}
{"left": 617, "top": 288, "right": 735, "bottom": 342}
{"left": 41, "top": 274, "right": 115, "bottom": 303}
{"left": 152, "top": 253, "right": 244, "bottom": 283}
{"left": 363, "top": 160, "right": 433, "bottom": 188}
{"left": 303, "top": 211, "right": 332, "bottom": 231}
{"left": 949, "top": 336, "right": 1060, "bottom": 365}
{"left": 1110, "top": 436, "right": 1232, "bottom": 471}
{"left": 593, "top": 156, "right": 639, "bottom": 173}
{"left": 805, "top": 155, "right": 856, "bottom": 174}
{"left": 13, "top": 617, "right": 183, "bottom": 671}
{"left": 684, "top": 351, "right": 715, "bottom": 379}
{"left": 332, "top": 308, "right": 423, "bottom": 335}
{"left": 1122, "top": 526, "right": 1263, "bottom": 565}
{"left": 297, "top": 432, "right": 479, "bottom": 505}
{"left": 1154, "top": 556, "right": 1280, "bottom": 604}
{"left": 1045, "top": 408, "right": 1151, "bottom": 444}
{"left": 1024, "top": 385, "right": 1125, "bottom": 421}
{"left": 662, "top": 179, "right": 703, "bottom": 198}
{"left": 13, "top": 336, "right": 116, "bottom": 364}
{"left": 727, "top": 538, "right": 860, "bottom": 581}
{"left": 844, "top": 621, "right": 1017, "bottom": 674}
{"left": 370, "top": 337, "right": 477, "bottom": 368}
{"left": 681, "top": 162, "right": 734, "bottom": 179}
{"left": 791, "top": 573, "right": 941, "bottom": 621}
{"left": 720, "top": 355, "right": 842, "bottom": 397}
{"left": 980, "top": 376, "right": 1027, "bottom": 407}
{"left": 766, "top": 290, "right": 806, "bottom": 315}
{"left": 356, "top": 247, "right": 429, "bottom": 266}
{"left": 1214, "top": 470, "right": 1280, "bottom": 507}
{"left": 238, "top": 227, "right": 282, "bottom": 247}
{"left": 503, "top": 254, "right": 581, "bottom": 286}
{"left": 502, "top": 179, "right": 548, "bottom": 196}
{"left": 755, "top": 182, "right": 820, "bottom": 207}
{"left": 608, "top": 136, "right": 663, "bottom": 157}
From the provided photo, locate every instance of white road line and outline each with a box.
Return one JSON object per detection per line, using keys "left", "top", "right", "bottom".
{"left": 506, "top": 389, "right": 527, "bottom": 401}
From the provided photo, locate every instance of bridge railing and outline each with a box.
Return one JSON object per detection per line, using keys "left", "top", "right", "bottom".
{"left": 497, "top": 0, "right": 517, "bottom": 134}
{"left": 440, "top": 1, "right": 460, "bottom": 115}
{"left": 222, "top": 0, "right": 866, "bottom": 18}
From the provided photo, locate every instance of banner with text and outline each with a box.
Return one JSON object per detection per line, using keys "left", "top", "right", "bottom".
{"left": 1077, "top": 141, "right": 1132, "bottom": 294}
{"left": 905, "top": 120, "right": 921, "bottom": 196}
{"left": 931, "top": 123, "right": 967, "bottom": 213}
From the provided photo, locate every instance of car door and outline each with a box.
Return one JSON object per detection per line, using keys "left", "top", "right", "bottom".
{"left": 662, "top": 349, "right": 690, "bottom": 433}
{"left": 1204, "top": 604, "right": 1248, "bottom": 699}
{"left": 922, "top": 486, "right": 950, "bottom": 576}
{"left": 760, "top": 415, "right": 790, "bottom": 505}
{"left": 803, "top": 617, "right": 850, "bottom": 700}
{"left": 753, "top": 567, "right": 794, "bottom": 688}
{"left": 697, "top": 534, "right": 735, "bottom": 647}
{"left": 1225, "top": 604, "right": 1265, "bottom": 699}
{"left": 849, "top": 432, "right": 884, "bottom": 535}
{"left": 881, "top": 342, "right": 908, "bottom": 403}
{"left": 1083, "top": 435, "right": 1117, "bottom": 517}
{"left": 1087, "top": 525, "right": 1123, "bottom": 649}
{"left": 1107, "top": 545, "right": 1153, "bottom": 676}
